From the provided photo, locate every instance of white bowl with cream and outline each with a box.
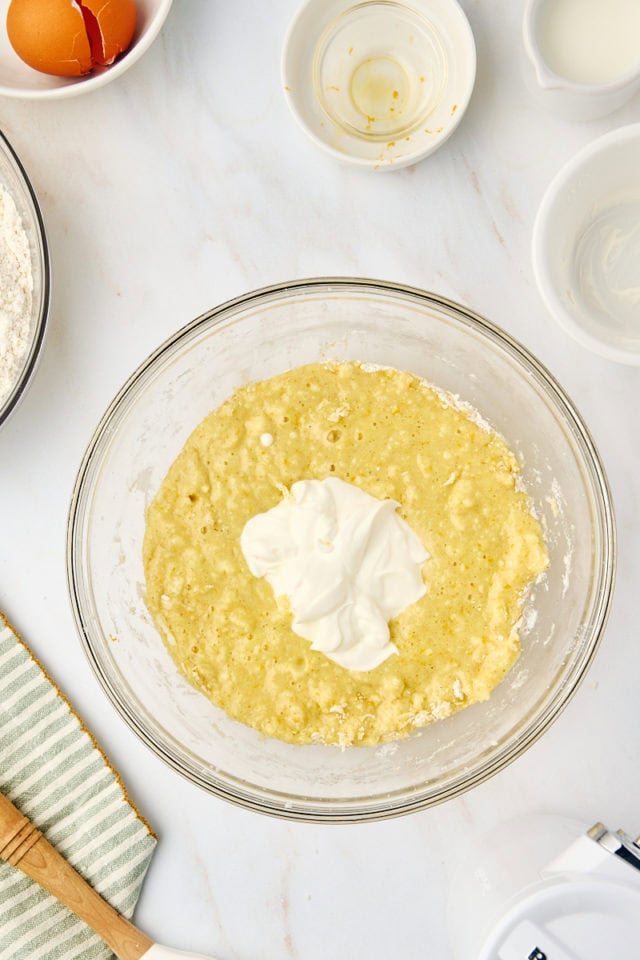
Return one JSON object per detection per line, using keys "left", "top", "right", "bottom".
{"left": 533, "top": 124, "right": 640, "bottom": 365}
{"left": 523, "top": 0, "right": 640, "bottom": 120}
{"left": 282, "top": 0, "right": 476, "bottom": 170}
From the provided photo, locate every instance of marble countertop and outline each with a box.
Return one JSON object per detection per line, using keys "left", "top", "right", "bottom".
{"left": 0, "top": 1, "right": 639, "bottom": 957}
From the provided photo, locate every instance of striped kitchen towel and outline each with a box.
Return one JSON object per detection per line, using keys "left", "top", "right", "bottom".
{"left": 0, "top": 612, "right": 157, "bottom": 960}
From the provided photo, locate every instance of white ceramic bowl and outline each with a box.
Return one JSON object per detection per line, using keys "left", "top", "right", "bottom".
{"left": 282, "top": 0, "right": 476, "bottom": 170}
{"left": 523, "top": 0, "right": 640, "bottom": 121}
{"left": 533, "top": 124, "right": 640, "bottom": 365}
{"left": 0, "top": 0, "right": 173, "bottom": 99}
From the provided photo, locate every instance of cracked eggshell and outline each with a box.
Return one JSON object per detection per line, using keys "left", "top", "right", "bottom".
{"left": 6, "top": 0, "right": 137, "bottom": 77}
{"left": 81, "top": 0, "right": 136, "bottom": 66}
{"left": 6, "top": 0, "right": 93, "bottom": 77}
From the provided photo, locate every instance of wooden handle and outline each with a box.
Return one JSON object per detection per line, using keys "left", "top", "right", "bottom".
{"left": 0, "top": 792, "right": 154, "bottom": 960}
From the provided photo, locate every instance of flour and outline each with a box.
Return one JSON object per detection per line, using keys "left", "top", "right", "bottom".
{"left": 0, "top": 183, "right": 33, "bottom": 409}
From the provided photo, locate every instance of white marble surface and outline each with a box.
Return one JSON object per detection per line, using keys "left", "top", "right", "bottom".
{"left": 0, "top": 1, "right": 639, "bottom": 958}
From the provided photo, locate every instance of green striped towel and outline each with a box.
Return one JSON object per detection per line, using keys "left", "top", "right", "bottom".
{"left": 0, "top": 612, "right": 156, "bottom": 960}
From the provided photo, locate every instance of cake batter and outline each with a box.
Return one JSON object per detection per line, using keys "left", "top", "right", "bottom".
{"left": 143, "top": 362, "right": 548, "bottom": 746}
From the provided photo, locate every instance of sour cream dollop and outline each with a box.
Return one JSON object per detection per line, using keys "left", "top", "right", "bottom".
{"left": 240, "top": 477, "right": 429, "bottom": 671}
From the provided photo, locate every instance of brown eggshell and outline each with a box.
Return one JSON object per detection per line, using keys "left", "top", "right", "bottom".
{"left": 6, "top": 0, "right": 93, "bottom": 77}
{"left": 81, "top": 0, "right": 137, "bottom": 66}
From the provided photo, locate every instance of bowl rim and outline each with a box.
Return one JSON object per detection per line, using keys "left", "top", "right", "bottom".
{"left": 0, "top": 129, "right": 50, "bottom": 427}
{"left": 532, "top": 123, "right": 640, "bottom": 366}
{"left": 67, "top": 277, "right": 616, "bottom": 822}
{"left": 280, "top": 0, "right": 477, "bottom": 169}
{"left": 0, "top": 0, "right": 174, "bottom": 100}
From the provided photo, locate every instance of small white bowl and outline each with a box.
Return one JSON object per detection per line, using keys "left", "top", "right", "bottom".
{"left": 282, "top": 0, "right": 476, "bottom": 170}
{"left": 0, "top": 0, "right": 173, "bottom": 99}
{"left": 533, "top": 124, "right": 640, "bottom": 365}
{"left": 523, "top": 0, "right": 640, "bottom": 121}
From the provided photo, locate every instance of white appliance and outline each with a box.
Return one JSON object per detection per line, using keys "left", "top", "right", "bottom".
{"left": 449, "top": 816, "right": 640, "bottom": 960}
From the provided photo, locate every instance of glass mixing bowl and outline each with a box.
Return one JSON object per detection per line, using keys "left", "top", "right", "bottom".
{"left": 67, "top": 279, "right": 615, "bottom": 822}
{"left": 0, "top": 131, "right": 50, "bottom": 427}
